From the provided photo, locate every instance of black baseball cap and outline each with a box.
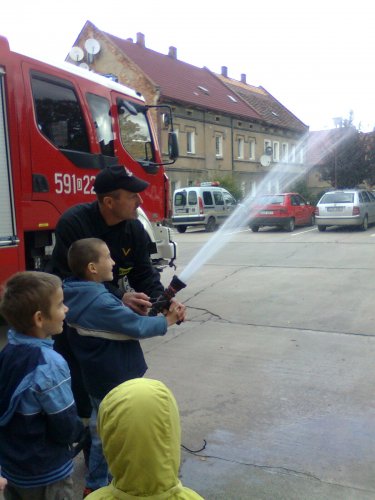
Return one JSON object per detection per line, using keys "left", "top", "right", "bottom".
{"left": 94, "top": 165, "right": 149, "bottom": 194}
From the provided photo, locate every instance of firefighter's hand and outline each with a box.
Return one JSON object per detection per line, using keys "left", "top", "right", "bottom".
{"left": 122, "top": 292, "right": 152, "bottom": 316}
{"left": 166, "top": 301, "right": 186, "bottom": 326}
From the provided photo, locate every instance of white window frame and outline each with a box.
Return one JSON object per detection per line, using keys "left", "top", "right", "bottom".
{"left": 215, "top": 134, "right": 223, "bottom": 158}
{"left": 299, "top": 145, "right": 304, "bottom": 164}
{"left": 249, "top": 139, "right": 255, "bottom": 160}
{"left": 281, "top": 143, "right": 288, "bottom": 162}
{"left": 186, "top": 130, "right": 195, "bottom": 154}
{"left": 251, "top": 181, "right": 257, "bottom": 196}
{"left": 237, "top": 136, "right": 244, "bottom": 159}
{"left": 291, "top": 144, "right": 296, "bottom": 163}
{"left": 273, "top": 141, "right": 280, "bottom": 162}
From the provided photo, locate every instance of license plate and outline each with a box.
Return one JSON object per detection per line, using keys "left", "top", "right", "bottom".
{"left": 327, "top": 206, "right": 344, "bottom": 212}
{"left": 261, "top": 210, "right": 274, "bottom": 215}
{"left": 176, "top": 208, "right": 187, "bottom": 213}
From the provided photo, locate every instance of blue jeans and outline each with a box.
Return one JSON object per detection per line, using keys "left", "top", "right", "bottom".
{"left": 86, "top": 396, "right": 109, "bottom": 490}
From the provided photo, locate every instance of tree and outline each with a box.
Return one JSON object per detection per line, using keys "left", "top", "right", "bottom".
{"left": 361, "top": 132, "right": 375, "bottom": 186}
{"left": 319, "top": 127, "right": 372, "bottom": 188}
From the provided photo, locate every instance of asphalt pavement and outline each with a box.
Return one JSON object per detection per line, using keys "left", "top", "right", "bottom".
{"left": 2, "top": 224, "right": 375, "bottom": 499}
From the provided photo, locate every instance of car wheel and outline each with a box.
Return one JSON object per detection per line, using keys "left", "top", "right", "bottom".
{"left": 360, "top": 215, "right": 368, "bottom": 231}
{"left": 206, "top": 217, "right": 216, "bottom": 232}
{"left": 251, "top": 225, "right": 259, "bottom": 232}
{"left": 285, "top": 219, "right": 295, "bottom": 232}
{"left": 176, "top": 225, "right": 187, "bottom": 233}
{"left": 318, "top": 225, "right": 326, "bottom": 232}
{"left": 310, "top": 214, "right": 315, "bottom": 226}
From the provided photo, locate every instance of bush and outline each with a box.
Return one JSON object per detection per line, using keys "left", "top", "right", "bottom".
{"left": 215, "top": 176, "right": 243, "bottom": 201}
{"left": 287, "top": 180, "right": 323, "bottom": 204}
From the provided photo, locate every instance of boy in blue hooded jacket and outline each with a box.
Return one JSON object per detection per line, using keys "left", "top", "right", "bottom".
{"left": 62, "top": 237, "right": 186, "bottom": 497}
{"left": 0, "top": 271, "right": 83, "bottom": 500}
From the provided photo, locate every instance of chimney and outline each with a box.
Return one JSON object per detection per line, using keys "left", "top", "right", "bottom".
{"left": 136, "top": 32, "right": 145, "bottom": 47}
{"left": 221, "top": 66, "right": 228, "bottom": 77}
{"left": 241, "top": 73, "right": 247, "bottom": 83}
{"left": 168, "top": 46, "right": 177, "bottom": 59}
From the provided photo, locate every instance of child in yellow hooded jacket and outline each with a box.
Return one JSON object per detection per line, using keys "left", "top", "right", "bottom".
{"left": 86, "top": 378, "right": 203, "bottom": 500}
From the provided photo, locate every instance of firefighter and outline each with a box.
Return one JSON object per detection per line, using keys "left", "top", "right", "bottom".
{"left": 47, "top": 165, "right": 169, "bottom": 428}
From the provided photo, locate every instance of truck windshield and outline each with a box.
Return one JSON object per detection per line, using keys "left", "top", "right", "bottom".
{"left": 117, "top": 98, "right": 154, "bottom": 163}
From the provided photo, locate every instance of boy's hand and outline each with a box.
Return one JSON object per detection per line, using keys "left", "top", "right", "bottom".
{"left": 122, "top": 292, "right": 152, "bottom": 316}
{"left": 166, "top": 302, "right": 186, "bottom": 326}
{"left": 0, "top": 477, "right": 7, "bottom": 491}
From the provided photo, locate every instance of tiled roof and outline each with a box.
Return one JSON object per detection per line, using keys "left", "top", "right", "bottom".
{"left": 216, "top": 73, "right": 308, "bottom": 133}
{"left": 102, "top": 30, "right": 262, "bottom": 121}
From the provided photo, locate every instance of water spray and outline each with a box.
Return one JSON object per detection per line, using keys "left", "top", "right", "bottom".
{"left": 148, "top": 274, "right": 187, "bottom": 317}
{"left": 175, "top": 130, "right": 353, "bottom": 283}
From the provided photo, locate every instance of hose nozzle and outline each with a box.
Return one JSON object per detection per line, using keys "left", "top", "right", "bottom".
{"left": 149, "top": 275, "right": 186, "bottom": 317}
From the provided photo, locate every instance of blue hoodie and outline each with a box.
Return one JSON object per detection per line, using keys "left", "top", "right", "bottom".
{"left": 63, "top": 278, "right": 168, "bottom": 399}
{"left": 0, "top": 330, "right": 82, "bottom": 487}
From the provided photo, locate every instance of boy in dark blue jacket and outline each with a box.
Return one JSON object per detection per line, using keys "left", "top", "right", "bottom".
{"left": 63, "top": 237, "right": 186, "bottom": 496}
{"left": 0, "top": 271, "right": 83, "bottom": 500}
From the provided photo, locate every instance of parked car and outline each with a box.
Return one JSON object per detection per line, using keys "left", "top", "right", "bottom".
{"left": 315, "top": 189, "right": 375, "bottom": 231}
{"left": 172, "top": 184, "right": 237, "bottom": 232}
{"left": 249, "top": 193, "right": 315, "bottom": 232}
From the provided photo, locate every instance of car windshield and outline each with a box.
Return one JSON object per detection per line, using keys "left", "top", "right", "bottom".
{"left": 320, "top": 192, "right": 354, "bottom": 204}
{"left": 257, "top": 195, "right": 285, "bottom": 205}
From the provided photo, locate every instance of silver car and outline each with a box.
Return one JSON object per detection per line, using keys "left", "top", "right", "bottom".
{"left": 315, "top": 189, "right": 375, "bottom": 231}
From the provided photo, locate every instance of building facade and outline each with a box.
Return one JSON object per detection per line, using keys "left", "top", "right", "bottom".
{"left": 68, "top": 21, "right": 309, "bottom": 199}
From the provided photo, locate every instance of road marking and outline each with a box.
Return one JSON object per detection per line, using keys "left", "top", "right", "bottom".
{"left": 226, "top": 228, "right": 249, "bottom": 236}
{"left": 291, "top": 228, "right": 317, "bottom": 236}
{"left": 370, "top": 233, "right": 375, "bottom": 237}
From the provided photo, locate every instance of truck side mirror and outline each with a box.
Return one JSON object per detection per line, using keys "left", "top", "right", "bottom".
{"left": 168, "top": 132, "right": 179, "bottom": 161}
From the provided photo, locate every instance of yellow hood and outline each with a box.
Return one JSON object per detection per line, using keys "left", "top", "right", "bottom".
{"left": 87, "top": 378, "right": 203, "bottom": 500}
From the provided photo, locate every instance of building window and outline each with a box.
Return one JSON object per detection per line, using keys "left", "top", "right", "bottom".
{"left": 273, "top": 141, "right": 279, "bottom": 162}
{"left": 291, "top": 144, "right": 296, "bottom": 163}
{"left": 264, "top": 139, "right": 272, "bottom": 155}
{"left": 215, "top": 134, "right": 223, "bottom": 158}
{"left": 299, "top": 146, "right": 304, "bottom": 164}
{"left": 237, "top": 137, "right": 244, "bottom": 159}
{"left": 249, "top": 139, "right": 255, "bottom": 160}
{"left": 186, "top": 130, "right": 195, "bottom": 154}
{"left": 281, "top": 143, "right": 288, "bottom": 162}
{"left": 251, "top": 181, "right": 257, "bottom": 196}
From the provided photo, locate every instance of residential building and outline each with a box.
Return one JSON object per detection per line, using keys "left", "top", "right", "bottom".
{"left": 68, "top": 21, "right": 309, "bottom": 198}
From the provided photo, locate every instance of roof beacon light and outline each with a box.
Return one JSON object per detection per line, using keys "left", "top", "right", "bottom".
{"left": 200, "top": 181, "right": 220, "bottom": 187}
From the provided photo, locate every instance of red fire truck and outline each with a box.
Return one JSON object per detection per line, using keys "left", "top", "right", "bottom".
{"left": 0, "top": 35, "right": 179, "bottom": 285}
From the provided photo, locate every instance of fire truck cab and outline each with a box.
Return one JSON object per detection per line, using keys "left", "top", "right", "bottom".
{"left": 0, "top": 35, "right": 178, "bottom": 285}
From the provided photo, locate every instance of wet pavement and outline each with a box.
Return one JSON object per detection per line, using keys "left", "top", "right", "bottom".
{"left": 2, "top": 226, "right": 375, "bottom": 498}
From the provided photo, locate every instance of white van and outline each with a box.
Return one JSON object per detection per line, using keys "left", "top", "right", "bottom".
{"left": 172, "top": 184, "right": 237, "bottom": 232}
